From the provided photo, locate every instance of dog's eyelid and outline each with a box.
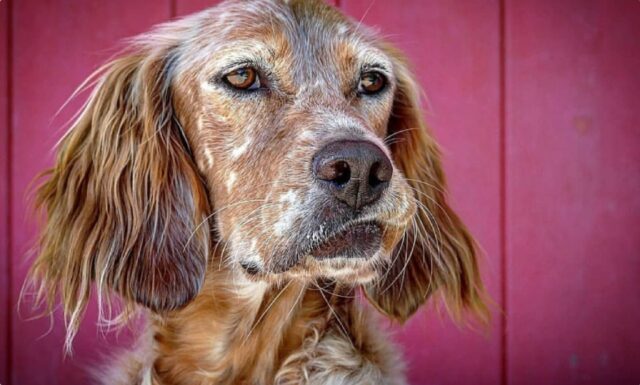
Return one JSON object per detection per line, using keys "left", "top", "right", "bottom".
{"left": 208, "top": 58, "right": 270, "bottom": 83}
{"left": 361, "top": 62, "right": 391, "bottom": 75}
{"left": 210, "top": 62, "right": 276, "bottom": 95}
{"left": 222, "top": 60, "right": 259, "bottom": 74}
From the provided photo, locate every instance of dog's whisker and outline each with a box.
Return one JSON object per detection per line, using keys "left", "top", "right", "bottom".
{"left": 315, "top": 283, "right": 356, "bottom": 352}
{"left": 313, "top": 282, "right": 358, "bottom": 300}
{"left": 184, "top": 199, "right": 269, "bottom": 250}
{"left": 242, "top": 280, "right": 292, "bottom": 345}
{"left": 384, "top": 127, "right": 417, "bottom": 144}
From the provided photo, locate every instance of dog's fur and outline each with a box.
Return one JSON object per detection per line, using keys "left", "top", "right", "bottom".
{"left": 26, "top": 1, "right": 488, "bottom": 384}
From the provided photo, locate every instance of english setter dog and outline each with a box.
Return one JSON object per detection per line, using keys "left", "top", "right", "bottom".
{"left": 27, "top": 0, "right": 488, "bottom": 383}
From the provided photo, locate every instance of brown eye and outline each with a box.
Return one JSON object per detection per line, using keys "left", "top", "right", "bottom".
{"left": 359, "top": 71, "right": 386, "bottom": 94}
{"left": 224, "top": 67, "right": 260, "bottom": 90}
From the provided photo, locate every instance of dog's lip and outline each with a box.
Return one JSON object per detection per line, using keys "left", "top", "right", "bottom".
{"left": 309, "top": 221, "right": 382, "bottom": 259}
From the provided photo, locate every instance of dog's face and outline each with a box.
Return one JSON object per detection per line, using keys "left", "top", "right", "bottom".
{"left": 173, "top": 0, "right": 414, "bottom": 282}
{"left": 29, "top": 0, "right": 487, "bottom": 349}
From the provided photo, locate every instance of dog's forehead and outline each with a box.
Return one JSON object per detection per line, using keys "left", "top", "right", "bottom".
{"left": 216, "top": 0, "right": 350, "bottom": 36}
{"left": 198, "top": 0, "right": 388, "bottom": 78}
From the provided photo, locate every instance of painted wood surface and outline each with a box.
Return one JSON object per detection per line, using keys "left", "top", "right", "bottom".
{"left": 505, "top": 0, "right": 640, "bottom": 383}
{"left": 0, "top": 0, "right": 638, "bottom": 384}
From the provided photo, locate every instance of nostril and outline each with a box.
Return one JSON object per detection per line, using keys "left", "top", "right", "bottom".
{"left": 368, "top": 162, "right": 383, "bottom": 187}
{"left": 368, "top": 159, "right": 392, "bottom": 188}
{"left": 333, "top": 161, "right": 351, "bottom": 185}
{"left": 315, "top": 159, "right": 351, "bottom": 186}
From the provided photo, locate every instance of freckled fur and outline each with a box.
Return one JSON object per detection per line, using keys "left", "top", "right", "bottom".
{"left": 25, "top": 0, "right": 489, "bottom": 383}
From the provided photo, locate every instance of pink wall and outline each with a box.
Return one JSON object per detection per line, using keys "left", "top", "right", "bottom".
{"left": 1, "top": 0, "right": 639, "bottom": 384}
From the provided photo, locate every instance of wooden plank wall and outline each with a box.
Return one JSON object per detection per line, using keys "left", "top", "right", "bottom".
{"left": 505, "top": 1, "right": 640, "bottom": 384}
{"left": 1, "top": 0, "right": 638, "bottom": 384}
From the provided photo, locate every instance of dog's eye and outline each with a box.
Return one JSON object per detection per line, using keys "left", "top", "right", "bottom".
{"left": 224, "top": 67, "right": 260, "bottom": 90}
{"left": 359, "top": 71, "right": 386, "bottom": 94}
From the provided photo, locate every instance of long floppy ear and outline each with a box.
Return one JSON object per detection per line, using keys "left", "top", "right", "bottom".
{"left": 27, "top": 37, "right": 211, "bottom": 349}
{"left": 365, "top": 47, "right": 489, "bottom": 324}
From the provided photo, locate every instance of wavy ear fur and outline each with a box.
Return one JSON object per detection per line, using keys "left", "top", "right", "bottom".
{"left": 27, "top": 35, "right": 211, "bottom": 350}
{"left": 365, "top": 47, "right": 489, "bottom": 324}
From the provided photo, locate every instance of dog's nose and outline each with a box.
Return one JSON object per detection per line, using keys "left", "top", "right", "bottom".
{"left": 312, "top": 140, "right": 392, "bottom": 210}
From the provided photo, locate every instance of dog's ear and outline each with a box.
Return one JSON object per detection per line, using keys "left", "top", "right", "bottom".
{"left": 27, "top": 36, "right": 211, "bottom": 349}
{"left": 364, "top": 47, "right": 489, "bottom": 324}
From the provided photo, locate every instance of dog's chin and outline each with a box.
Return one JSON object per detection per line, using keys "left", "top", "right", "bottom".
{"left": 309, "top": 222, "right": 383, "bottom": 260}
{"left": 239, "top": 234, "right": 385, "bottom": 284}
{"left": 237, "top": 221, "right": 403, "bottom": 284}
{"left": 240, "top": 252, "right": 383, "bottom": 284}
{"left": 280, "top": 222, "right": 383, "bottom": 281}
{"left": 261, "top": 258, "right": 378, "bottom": 285}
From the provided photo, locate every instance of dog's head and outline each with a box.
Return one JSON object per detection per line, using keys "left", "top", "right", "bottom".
{"left": 28, "top": 0, "right": 487, "bottom": 349}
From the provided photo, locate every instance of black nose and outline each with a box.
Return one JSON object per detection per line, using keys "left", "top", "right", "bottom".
{"left": 312, "top": 140, "right": 393, "bottom": 210}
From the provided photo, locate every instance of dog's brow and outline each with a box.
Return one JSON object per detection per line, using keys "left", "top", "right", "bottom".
{"left": 358, "top": 49, "right": 393, "bottom": 73}
{"left": 362, "top": 62, "right": 390, "bottom": 73}
{"left": 208, "top": 41, "right": 277, "bottom": 69}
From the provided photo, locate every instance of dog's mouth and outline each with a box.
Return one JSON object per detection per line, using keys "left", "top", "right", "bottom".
{"left": 309, "top": 222, "right": 382, "bottom": 260}
{"left": 239, "top": 221, "right": 388, "bottom": 279}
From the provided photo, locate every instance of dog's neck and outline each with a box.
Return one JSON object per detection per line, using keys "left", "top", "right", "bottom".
{"left": 149, "top": 267, "right": 367, "bottom": 384}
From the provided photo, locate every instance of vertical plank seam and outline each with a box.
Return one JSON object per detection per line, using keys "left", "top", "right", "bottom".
{"left": 499, "top": 0, "right": 508, "bottom": 384}
{"left": 6, "top": 0, "right": 14, "bottom": 383}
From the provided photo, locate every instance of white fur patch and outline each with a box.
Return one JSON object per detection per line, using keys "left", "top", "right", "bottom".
{"left": 279, "top": 190, "right": 298, "bottom": 204}
{"left": 299, "top": 129, "right": 315, "bottom": 141}
{"left": 200, "top": 80, "right": 217, "bottom": 93}
{"left": 231, "top": 136, "right": 252, "bottom": 159}
{"left": 141, "top": 369, "right": 152, "bottom": 385}
{"left": 226, "top": 171, "right": 237, "bottom": 193}
{"left": 250, "top": 239, "right": 259, "bottom": 254}
{"left": 274, "top": 190, "right": 300, "bottom": 235}
{"left": 204, "top": 148, "right": 215, "bottom": 169}
{"left": 198, "top": 116, "right": 216, "bottom": 169}
{"left": 234, "top": 270, "right": 268, "bottom": 300}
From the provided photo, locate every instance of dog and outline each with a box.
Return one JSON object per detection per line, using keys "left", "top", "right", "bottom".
{"left": 26, "top": 0, "right": 488, "bottom": 383}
